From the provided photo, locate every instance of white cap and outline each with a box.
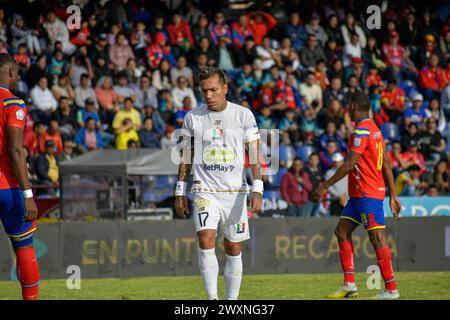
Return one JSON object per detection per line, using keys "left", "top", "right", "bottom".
{"left": 412, "top": 92, "right": 423, "bottom": 101}
{"left": 332, "top": 153, "right": 345, "bottom": 162}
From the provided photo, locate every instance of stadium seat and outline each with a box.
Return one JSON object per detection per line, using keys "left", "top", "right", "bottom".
{"left": 380, "top": 123, "right": 400, "bottom": 142}
{"left": 279, "top": 145, "right": 296, "bottom": 163}
{"left": 442, "top": 123, "right": 450, "bottom": 139}
{"left": 263, "top": 190, "right": 281, "bottom": 200}
{"left": 154, "top": 175, "right": 177, "bottom": 189}
{"left": 296, "top": 145, "right": 316, "bottom": 162}
{"left": 265, "top": 167, "right": 287, "bottom": 189}
{"left": 399, "top": 80, "right": 417, "bottom": 98}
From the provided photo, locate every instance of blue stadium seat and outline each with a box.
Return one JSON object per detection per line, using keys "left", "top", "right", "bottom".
{"left": 265, "top": 167, "right": 287, "bottom": 189}
{"left": 380, "top": 123, "right": 400, "bottom": 142}
{"left": 279, "top": 145, "right": 296, "bottom": 163}
{"left": 399, "top": 80, "right": 417, "bottom": 98}
{"left": 263, "top": 190, "right": 281, "bottom": 200}
{"left": 143, "top": 192, "right": 159, "bottom": 203}
{"left": 442, "top": 123, "right": 450, "bottom": 139}
{"left": 154, "top": 175, "right": 177, "bottom": 189}
{"left": 296, "top": 145, "right": 316, "bottom": 162}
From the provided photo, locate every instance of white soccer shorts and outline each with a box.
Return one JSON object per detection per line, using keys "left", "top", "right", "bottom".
{"left": 192, "top": 192, "right": 250, "bottom": 242}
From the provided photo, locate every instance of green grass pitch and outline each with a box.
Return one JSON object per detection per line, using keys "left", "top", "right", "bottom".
{"left": 0, "top": 272, "right": 449, "bottom": 300}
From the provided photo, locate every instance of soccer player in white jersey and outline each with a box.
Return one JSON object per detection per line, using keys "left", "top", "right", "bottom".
{"left": 175, "top": 68, "right": 263, "bottom": 300}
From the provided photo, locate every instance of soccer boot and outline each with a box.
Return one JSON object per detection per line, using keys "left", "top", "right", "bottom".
{"left": 326, "top": 283, "right": 359, "bottom": 299}
{"left": 371, "top": 289, "right": 400, "bottom": 299}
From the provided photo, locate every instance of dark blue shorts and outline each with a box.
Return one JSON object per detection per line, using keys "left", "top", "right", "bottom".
{"left": 341, "top": 197, "right": 385, "bottom": 231}
{"left": 0, "top": 188, "right": 36, "bottom": 238}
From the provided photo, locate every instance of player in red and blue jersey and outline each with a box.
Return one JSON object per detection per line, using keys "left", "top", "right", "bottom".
{"left": 0, "top": 54, "right": 39, "bottom": 300}
{"left": 312, "top": 92, "right": 401, "bottom": 299}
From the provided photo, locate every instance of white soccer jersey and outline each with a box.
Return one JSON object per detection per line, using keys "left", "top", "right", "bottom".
{"left": 182, "top": 101, "right": 260, "bottom": 193}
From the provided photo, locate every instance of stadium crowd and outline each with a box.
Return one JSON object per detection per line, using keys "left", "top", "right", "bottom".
{"left": 0, "top": 0, "right": 449, "bottom": 216}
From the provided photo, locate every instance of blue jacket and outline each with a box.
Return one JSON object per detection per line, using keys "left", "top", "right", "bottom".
{"left": 74, "top": 128, "right": 104, "bottom": 150}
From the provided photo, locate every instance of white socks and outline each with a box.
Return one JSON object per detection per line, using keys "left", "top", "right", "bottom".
{"left": 224, "top": 253, "right": 243, "bottom": 300}
{"left": 198, "top": 248, "right": 219, "bottom": 300}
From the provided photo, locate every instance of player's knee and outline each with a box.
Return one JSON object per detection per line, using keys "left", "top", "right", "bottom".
{"left": 198, "top": 233, "right": 215, "bottom": 250}
{"left": 224, "top": 240, "right": 241, "bottom": 256}
{"left": 368, "top": 231, "right": 386, "bottom": 248}
{"left": 334, "top": 226, "right": 349, "bottom": 241}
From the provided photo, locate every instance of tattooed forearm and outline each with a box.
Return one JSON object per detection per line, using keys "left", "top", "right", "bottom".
{"left": 178, "top": 136, "right": 194, "bottom": 182}
{"left": 247, "top": 139, "right": 262, "bottom": 180}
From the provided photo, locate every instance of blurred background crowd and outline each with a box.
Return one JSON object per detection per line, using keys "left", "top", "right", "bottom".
{"left": 0, "top": 0, "right": 449, "bottom": 217}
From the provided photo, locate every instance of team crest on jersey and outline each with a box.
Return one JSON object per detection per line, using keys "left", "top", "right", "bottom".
{"left": 373, "top": 132, "right": 381, "bottom": 139}
{"left": 16, "top": 109, "right": 25, "bottom": 121}
{"left": 212, "top": 127, "right": 223, "bottom": 140}
{"left": 353, "top": 137, "right": 361, "bottom": 147}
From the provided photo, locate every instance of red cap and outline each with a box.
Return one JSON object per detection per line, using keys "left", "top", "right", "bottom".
{"left": 390, "top": 31, "right": 399, "bottom": 39}
{"left": 351, "top": 57, "right": 363, "bottom": 64}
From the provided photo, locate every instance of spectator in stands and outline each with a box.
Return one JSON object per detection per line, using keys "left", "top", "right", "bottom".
{"left": 324, "top": 152, "right": 348, "bottom": 216}
{"left": 343, "top": 33, "right": 363, "bottom": 68}
{"left": 152, "top": 59, "right": 173, "bottom": 91}
{"left": 217, "top": 36, "right": 238, "bottom": 72}
{"left": 95, "top": 76, "right": 120, "bottom": 127}
{"left": 401, "top": 122, "right": 420, "bottom": 151}
{"left": 419, "top": 53, "right": 448, "bottom": 101}
{"left": 109, "top": 33, "right": 135, "bottom": 72}
{"left": 130, "top": 21, "right": 152, "bottom": 64}
{"left": 246, "top": 10, "right": 277, "bottom": 45}
{"left": 279, "top": 109, "right": 300, "bottom": 146}
{"left": 11, "top": 14, "right": 41, "bottom": 56}
{"left": 402, "top": 139, "right": 426, "bottom": 173}
{"left": 30, "top": 76, "right": 57, "bottom": 125}
{"left": 426, "top": 98, "right": 447, "bottom": 131}
{"left": 52, "top": 96, "right": 77, "bottom": 140}
{"left": 58, "top": 140, "right": 76, "bottom": 162}
{"left": 191, "top": 14, "right": 211, "bottom": 45}
{"left": 305, "top": 13, "right": 328, "bottom": 47}
{"left": 43, "top": 11, "right": 76, "bottom": 55}
{"left": 167, "top": 12, "right": 194, "bottom": 55}
{"left": 135, "top": 74, "right": 158, "bottom": 111}
{"left": 161, "top": 125, "right": 176, "bottom": 149}
{"left": 340, "top": 12, "right": 366, "bottom": 48}
{"left": 52, "top": 74, "right": 75, "bottom": 106}
{"left": 113, "top": 72, "right": 136, "bottom": 105}
{"left": 325, "top": 14, "right": 344, "bottom": 46}
{"left": 404, "top": 92, "right": 427, "bottom": 128}
{"left": 14, "top": 44, "right": 31, "bottom": 73}
{"left": 75, "top": 73, "right": 98, "bottom": 109}
{"left": 381, "top": 78, "right": 405, "bottom": 123}
{"left": 320, "top": 140, "right": 340, "bottom": 171}
{"left": 74, "top": 117, "right": 104, "bottom": 152}
{"left": 388, "top": 141, "right": 408, "bottom": 176}
{"left": 432, "top": 159, "right": 450, "bottom": 195}
{"left": 77, "top": 98, "right": 102, "bottom": 130}
{"left": 170, "top": 55, "right": 194, "bottom": 87}
{"left": 285, "top": 12, "right": 307, "bottom": 51}
{"left": 36, "top": 140, "right": 60, "bottom": 195}
{"left": 209, "top": 11, "right": 232, "bottom": 46}
{"left": 418, "top": 117, "right": 447, "bottom": 162}
{"left": 280, "top": 157, "right": 312, "bottom": 217}
{"left": 256, "top": 36, "right": 279, "bottom": 70}
{"left": 139, "top": 117, "right": 161, "bottom": 149}
{"left": 113, "top": 97, "right": 141, "bottom": 134}
{"left": 395, "top": 164, "right": 422, "bottom": 196}
{"left": 141, "top": 105, "right": 165, "bottom": 136}
{"left": 68, "top": 53, "right": 94, "bottom": 88}
{"left": 319, "top": 122, "right": 346, "bottom": 152}
{"left": 300, "top": 34, "right": 327, "bottom": 68}
{"left": 149, "top": 15, "right": 169, "bottom": 42}
{"left": 256, "top": 105, "right": 276, "bottom": 130}
{"left": 172, "top": 76, "right": 197, "bottom": 110}
{"left": 300, "top": 72, "right": 323, "bottom": 112}
{"left": 324, "top": 77, "right": 345, "bottom": 107}
{"left": 42, "top": 119, "right": 63, "bottom": 155}
{"left": 231, "top": 14, "right": 254, "bottom": 49}
{"left": 123, "top": 58, "right": 143, "bottom": 85}
{"left": 116, "top": 118, "right": 139, "bottom": 150}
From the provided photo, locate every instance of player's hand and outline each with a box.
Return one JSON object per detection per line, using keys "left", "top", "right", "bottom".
{"left": 24, "top": 198, "right": 38, "bottom": 221}
{"left": 311, "top": 183, "right": 328, "bottom": 203}
{"left": 249, "top": 192, "right": 262, "bottom": 214}
{"left": 390, "top": 196, "right": 401, "bottom": 220}
{"left": 175, "top": 196, "right": 189, "bottom": 219}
